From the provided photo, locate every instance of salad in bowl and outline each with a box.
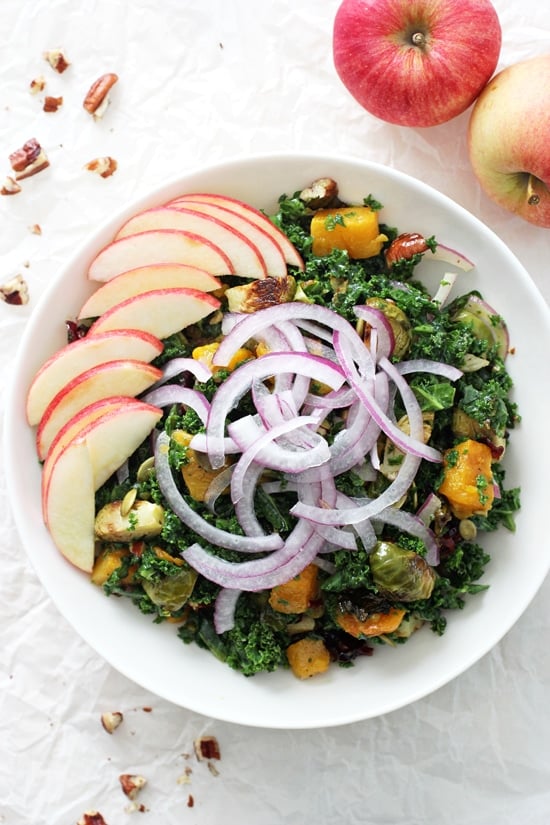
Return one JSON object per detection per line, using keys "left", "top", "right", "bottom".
{"left": 7, "top": 154, "right": 547, "bottom": 728}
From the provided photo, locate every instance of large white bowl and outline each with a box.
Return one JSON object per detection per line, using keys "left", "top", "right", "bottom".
{"left": 5, "top": 153, "right": 550, "bottom": 729}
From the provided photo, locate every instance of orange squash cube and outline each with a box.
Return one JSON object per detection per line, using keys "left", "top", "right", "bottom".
{"left": 286, "top": 637, "right": 331, "bottom": 679}
{"left": 438, "top": 438, "right": 495, "bottom": 520}
{"left": 310, "top": 206, "right": 388, "bottom": 259}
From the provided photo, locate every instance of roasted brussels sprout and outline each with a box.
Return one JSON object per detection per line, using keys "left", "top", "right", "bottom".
{"left": 142, "top": 564, "right": 198, "bottom": 612}
{"left": 94, "top": 500, "right": 164, "bottom": 542}
{"left": 225, "top": 275, "right": 296, "bottom": 313}
{"left": 451, "top": 293, "right": 509, "bottom": 360}
{"left": 365, "top": 297, "right": 412, "bottom": 359}
{"left": 370, "top": 541, "right": 437, "bottom": 602}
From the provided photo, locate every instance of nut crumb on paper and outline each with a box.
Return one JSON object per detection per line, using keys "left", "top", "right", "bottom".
{"left": 85, "top": 157, "right": 118, "bottom": 179}
{"left": 43, "top": 48, "right": 70, "bottom": 74}
{"left": 187, "top": 794, "right": 195, "bottom": 808}
{"left": 207, "top": 761, "right": 220, "bottom": 777}
{"left": 101, "top": 711, "right": 124, "bottom": 734}
{"left": 176, "top": 766, "right": 193, "bottom": 785}
{"left": 194, "top": 735, "right": 221, "bottom": 762}
{"left": 30, "top": 75, "right": 46, "bottom": 94}
{"left": 1, "top": 274, "right": 29, "bottom": 305}
{"left": 29, "top": 223, "right": 42, "bottom": 235}
{"left": 77, "top": 813, "right": 108, "bottom": 825}
{"left": 124, "top": 801, "right": 148, "bottom": 814}
{"left": 9, "top": 138, "right": 49, "bottom": 180}
{"left": 83, "top": 73, "right": 118, "bottom": 119}
{"left": 1, "top": 176, "right": 21, "bottom": 196}
{"left": 119, "top": 774, "right": 147, "bottom": 800}
{"left": 43, "top": 95, "right": 63, "bottom": 113}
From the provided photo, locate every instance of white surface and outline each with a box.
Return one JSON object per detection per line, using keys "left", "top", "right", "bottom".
{"left": 1, "top": 0, "right": 549, "bottom": 822}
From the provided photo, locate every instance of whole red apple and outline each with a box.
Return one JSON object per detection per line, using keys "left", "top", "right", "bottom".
{"left": 332, "top": 0, "right": 501, "bottom": 127}
{"left": 468, "top": 55, "right": 550, "bottom": 228}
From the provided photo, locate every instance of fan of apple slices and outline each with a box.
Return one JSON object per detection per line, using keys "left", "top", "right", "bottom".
{"left": 26, "top": 192, "right": 304, "bottom": 573}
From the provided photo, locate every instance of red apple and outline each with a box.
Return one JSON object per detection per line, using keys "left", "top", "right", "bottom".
{"left": 332, "top": 0, "right": 501, "bottom": 128}
{"left": 467, "top": 55, "right": 550, "bottom": 227}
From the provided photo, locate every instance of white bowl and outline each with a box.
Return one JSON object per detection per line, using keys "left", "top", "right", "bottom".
{"left": 5, "top": 153, "right": 550, "bottom": 729}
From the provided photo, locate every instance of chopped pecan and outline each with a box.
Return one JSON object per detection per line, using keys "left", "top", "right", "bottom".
{"left": 119, "top": 774, "right": 147, "bottom": 800}
{"left": 83, "top": 73, "right": 118, "bottom": 118}
{"left": 385, "top": 232, "right": 428, "bottom": 267}
{"left": 187, "top": 795, "right": 195, "bottom": 808}
{"left": 9, "top": 138, "right": 50, "bottom": 180}
{"left": 43, "top": 95, "right": 63, "bottom": 113}
{"left": 77, "top": 812, "right": 108, "bottom": 825}
{"left": 1, "top": 176, "right": 21, "bottom": 196}
{"left": 100, "top": 711, "right": 123, "bottom": 733}
{"left": 43, "top": 48, "right": 70, "bottom": 73}
{"left": 299, "top": 177, "right": 340, "bottom": 209}
{"left": 29, "top": 223, "right": 42, "bottom": 235}
{"left": 85, "top": 156, "right": 118, "bottom": 178}
{"left": 1, "top": 274, "right": 29, "bottom": 305}
{"left": 194, "top": 735, "right": 221, "bottom": 761}
{"left": 29, "top": 75, "right": 46, "bottom": 94}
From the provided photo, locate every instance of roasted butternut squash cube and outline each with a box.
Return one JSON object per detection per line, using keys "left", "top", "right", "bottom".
{"left": 438, "top": 438, "right": 495, "bottom": 520}
{"left": 268, "top": 563, "right": 319, "bottom": 614}
{"left": 91, "top": 548, "right": 135, "bottom": 586}
{"left": 171, "top": 429, "right": 231, "bottom": 503}
{"left": 192, "top": 342, "right": 254, "bottom": 376}
{"left": 335, "top": 607, "right": 406, "bottom": 639}
{"left": 286, "top": 637, "right": 331, "bottom": 679}
{"left": 310, "top": 206, "right": 388, "bottom": 259}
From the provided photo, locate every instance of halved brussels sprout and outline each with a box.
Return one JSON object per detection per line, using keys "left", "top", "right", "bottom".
{"left": 452, "top": 293, "right": 509, "bottom": 360}
{"left": 365, "top": 297, "right": 412, "bottom": 359}
{"left": 370, "top": 541, "right": 436, "bottom": 602}
{"left": 142, "top": 565, "right": 198, "bottom": 612}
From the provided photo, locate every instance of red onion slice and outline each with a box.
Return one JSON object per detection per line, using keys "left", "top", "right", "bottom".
{"left": 353, "top": 305, "right": 395, "bottom": 361}
{"left": 141, "top": 385, "right": 211, "bottom": 423}
{"left": 182, "top": 520, "right": 326, "bottom": 591}
{"left": 155, "top": 431, "right": 283, "bottom": 553}
{"left": 206, "top": 351, "right": 346, "bottom": 469}
{"left": 149, "top": 356, "right": 212, "bottom": 389}
{"left": 213, "top": 587, "right": 242, "bottom": 634}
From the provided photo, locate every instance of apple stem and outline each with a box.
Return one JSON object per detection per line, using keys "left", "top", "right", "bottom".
{"left": 527, "top": 175, "right": 540, "bottom": 206}
{"left": 411, "top": 31, "right": 427, "bottom": 50}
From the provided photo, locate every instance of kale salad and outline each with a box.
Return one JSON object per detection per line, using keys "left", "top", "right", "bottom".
{"left": 90, "top": 178, "right": 520, "bottom": 679}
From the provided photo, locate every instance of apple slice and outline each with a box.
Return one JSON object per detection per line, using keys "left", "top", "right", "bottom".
{"left": 167, "top": 201, "right": 288, "bottom": 278}
{"left": 86, "top": 288, "right": 220, "bottom": 339}
{"left": 115, "top": 207, "right": 267, "bottom": 279}
{"left": 36, "top": 359, "right": 162, "bottom": 461}
{"left": 77, "top": 263, "right": 221, "bottom": 319}
{"left": 41, "top": 396, "right": 134, "bottom": 516}
{"left": 170, "top": 193, "right": 305, "bottom": 270}
{"left": 88, "top": 229, "right": 233, "bottom": 283}
{"left": 44, "top": 401, "right": 162, "bottom": 572}
{"left": 26, "top": 329, "right": 163, "bottom": 426}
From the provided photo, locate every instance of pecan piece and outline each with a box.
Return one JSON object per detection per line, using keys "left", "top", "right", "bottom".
{"left": 299, "top": 177, "right": 340, "bottom": 209}
{"left": 43, "top": 48, "right": 70, "bottom": 73}
{"left": 194, "top": 735, "right": 221, "bottom": 761}
{"left": 85, "top": 156, "right": 118, "bottom": 178}
{"left": 1, "top": 176, "right": 22, "bottom": 196}
{"left": 1, "top": 274, "right": 29, "bottom": 305}
{"left": 77, "top": 813, "right": 108, "bottom": 825}
{"left": 83, "top": 73, "right": 118, "bottom": 118}
{"left": 119, "top": 774, "right": 147, "bottom": 800}
{"left": 43, "top": 95, "right": 63, "bottom": 113}
{"left": 9, "top": 138, "right": 50, "bottom": 181}
{"left": 385, "top": 232, "right": 429, "bottom": 267}
{"left": 100, "top": 710, "right": 123, "bottom": 733}
{"left": 29, "top": 75, "right": 46, "bottom": 94}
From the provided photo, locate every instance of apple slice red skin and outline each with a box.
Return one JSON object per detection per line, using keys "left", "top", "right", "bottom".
{"left": 77, "top": 263, "right": 221, "bottom": 319}
{"left": 43, "top": 401, "right": 162, "bottom": 572}
{"left": 169, "top": 192, "right": 305, "bottom": 270}
{"left": 88, "top": 229, "right": 234, "bottom": 283}
{"left": 41, "top": 396, "right": 137, "bottom": 519}
{"left": 115, "top": 207, "right": 268, "bottom": 279}
{"left": 166, "top": 203, "right": 288, "bottom": 278}
{"left": 26, "top": 328, "right": 163, "bottom": 426}
{"left": 86, "top": 287, "right": 220, "bottom": 340}
{"left": 36, "top": 359, "right": 163, "bottom": 461}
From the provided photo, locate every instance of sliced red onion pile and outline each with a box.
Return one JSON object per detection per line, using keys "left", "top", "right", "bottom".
{"left": 153, "top": 301, "right": 463, "bottom": 632}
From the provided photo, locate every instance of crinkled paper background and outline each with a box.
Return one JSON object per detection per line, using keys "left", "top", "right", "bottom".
{"left": 1, "top": 1, "right": 549, "bottom": 823}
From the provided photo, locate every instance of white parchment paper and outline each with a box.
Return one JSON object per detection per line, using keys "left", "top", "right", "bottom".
{"left": 1, "top": 1, "right": 549, "bottom": 823}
